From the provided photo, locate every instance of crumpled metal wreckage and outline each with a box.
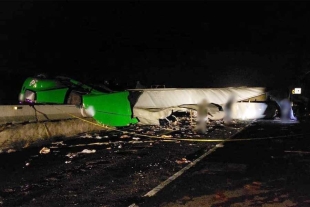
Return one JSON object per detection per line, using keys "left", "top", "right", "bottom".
{"left": 19, "top": 76, "right": 288, "bottom": 127}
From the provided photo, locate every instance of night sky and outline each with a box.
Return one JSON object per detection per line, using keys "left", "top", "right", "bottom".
{"left": 1, "top": 1, "right": 310, "bottom": 103}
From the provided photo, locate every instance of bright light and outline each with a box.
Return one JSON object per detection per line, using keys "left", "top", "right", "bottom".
{"left": 292, "top": 88, "right": 301, "bottom": 94}
{"left": 18, "top": 93, "right": 24, "bottom": 102}
{"left": 84, "top": 105, "right": 95, "bottom": 117}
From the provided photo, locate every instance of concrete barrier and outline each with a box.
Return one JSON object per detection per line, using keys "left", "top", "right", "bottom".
{"left": 0, "top": 118, "right": 106, "bottom": 151}
{"left": 0, "top": 105, "right": 84, "bottom": 125}
{"left": 0, "top": 105, "right": 107, "bottom": 151}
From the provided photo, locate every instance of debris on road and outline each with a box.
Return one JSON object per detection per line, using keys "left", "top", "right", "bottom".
{"left": 176, "top": 158, "right": 191, "bottom": 164}
{"left": 39, "top": 147, "right": 50, "bottom": 154}
{"left": 128, "top": 203, "right": 139, "bottom": 207}
{"left": 7, "top": 149, "right": 16, "bottom": 153}
{"left": 215, "top": 143, "right": 224, "bottom": 148}
{"left": 80, "top": 149, "right": 96, "bottom": 154}
{"left": 161, "top": 135, "right": 173, "bottom": 138}
{"left": 0, "top": 114, "right": 253, "bottom": 207}
{"left": 51, "top": 141, "right": 66, "bottom": 146}
{"left": 95, "top": 135, "right": 102, "bottom": 139}
{"left": 120, "top": 134, "right": 131, "bottom": 139}
{"left": 243, "top": 182, "right": 261, "bottom": 191}
{"left": 214, "top": 191, "right": 227, "bottom": 201}
{"left": 284, "top": 150, "right": 310, "bottom": 154}
{"left": 80, "top": 133, "right": 92, "bottom": 138}
{"left": 66, "top": 153, "right": 78, "bottom": 159}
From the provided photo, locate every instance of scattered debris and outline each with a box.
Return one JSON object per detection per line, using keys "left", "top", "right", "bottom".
{"left": 284, "top": 150, "right": 310, "bottom": 154}
{"left": 2, "top": 188, "right": 14, "bottom": 193}
{"left": 120, "top": 134, "right": 131, "bottom": 139}
{"left": 145, "top": 131, "right": 156, "bottom": 135}
{"left": 39, "top": 147, "right": 50, "bottom": 154}
{"left": 7, "top": 149, "right": 16, "bottom": 153}
{"left": 243, "top": 182, "right": 261, "bottom": 191}
{"left": 175, "top": 158, "right": 191, "bottom": 164}
{"left": 128, "top": 203, "right": 139, "bottom": 207}
{"left": 80, "top": 134, "right": 92, "bottom": 138}
{"left": 252, "top": 181, "right": 262, "bottom": 186}
{"left": 216, "top": 143, "right": 224, "bottom": 148}
{"left": 51, "top": 141, "right": 66, "bottom": 146}
{"left": 130, "top": 141, "right": 143, "bottom": 144}
{"left": 181, "top": 196, "right": 191, "bottom": 201}
{"left": 30, "top": 155, "right": 39, "bottom": 158}
{"left": 95, "top": 135, "right": 102, "bottom": 139}
{"left": 214, "top": 191, "right": 227, "bottom": 201}
{"left": 80, "top": 149, "right": 96, "bottom": 154}
{"left": 66, "top": 153, "right": 78, "bottom": 159}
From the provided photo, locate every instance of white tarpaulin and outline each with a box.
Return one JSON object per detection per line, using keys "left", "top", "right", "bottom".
{"left": 130, "top": 87, "right": 266, "bottom": 108}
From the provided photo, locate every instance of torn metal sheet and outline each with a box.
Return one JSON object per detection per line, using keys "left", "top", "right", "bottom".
{"left": 133, "top": 107, "right": 187, "bottom": 125}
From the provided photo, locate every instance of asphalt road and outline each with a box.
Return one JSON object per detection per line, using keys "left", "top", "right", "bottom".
{"left": 139, "top": 118, "right": 310, "bottom": 207}
{"left": 0, "top": 117, "right": 309, "bottom": 207}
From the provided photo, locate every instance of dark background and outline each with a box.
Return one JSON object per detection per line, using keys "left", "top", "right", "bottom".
{"left": 1, "top": 1, "right": 310, "bottom": 103}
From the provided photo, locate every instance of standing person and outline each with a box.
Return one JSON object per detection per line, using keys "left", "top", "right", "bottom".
{"left": 196, "top": 99, "right": 209, "bottom": 133}
{"left": 279, "top": 98, "right": 297, "bottom": 120}
{"left": 136, "top": 81, "right": 146, "bottom": 89}
{"left": 224, "top": 95, "right": 235, "bottom": 124}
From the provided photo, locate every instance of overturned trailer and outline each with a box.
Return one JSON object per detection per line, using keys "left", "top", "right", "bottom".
{"left": 19, "top": 76, "right": 279, "bottom": 127}
{"left": 128, "top": 87, "right": 278, "bottom": 125}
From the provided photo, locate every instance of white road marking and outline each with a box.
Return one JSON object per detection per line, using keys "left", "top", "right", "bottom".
{"left": 142, "top": 121, "right": 254, "bottom": 198}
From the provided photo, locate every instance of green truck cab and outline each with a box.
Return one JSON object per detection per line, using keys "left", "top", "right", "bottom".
{"left": 19, "top": 76, "right": 138, "bottom": 127}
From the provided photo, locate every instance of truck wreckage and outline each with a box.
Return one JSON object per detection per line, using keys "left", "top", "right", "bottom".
{"left": 19, "top": 76, "right": 282, "bottom": 127}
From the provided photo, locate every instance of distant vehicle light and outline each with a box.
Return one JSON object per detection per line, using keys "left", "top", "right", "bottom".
{"left": 292, "top": 88, "right": 301, "bottom": 94}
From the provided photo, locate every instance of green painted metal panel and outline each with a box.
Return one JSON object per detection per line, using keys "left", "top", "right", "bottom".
{"left": 36, "top": 88, "right": 69, "bottom": 104}
{"left": 21, "top": 77, "right": 64, "bottom": 91}
{"left": 19, "top": 77, "right": 67, "bottom": 103}
{"left": 83, "top": 91, "right": 138, "bottom": 127}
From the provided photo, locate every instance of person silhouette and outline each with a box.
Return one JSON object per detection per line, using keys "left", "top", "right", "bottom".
{"left": 136, "top": 81, "right": 146, "bottom": 89}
